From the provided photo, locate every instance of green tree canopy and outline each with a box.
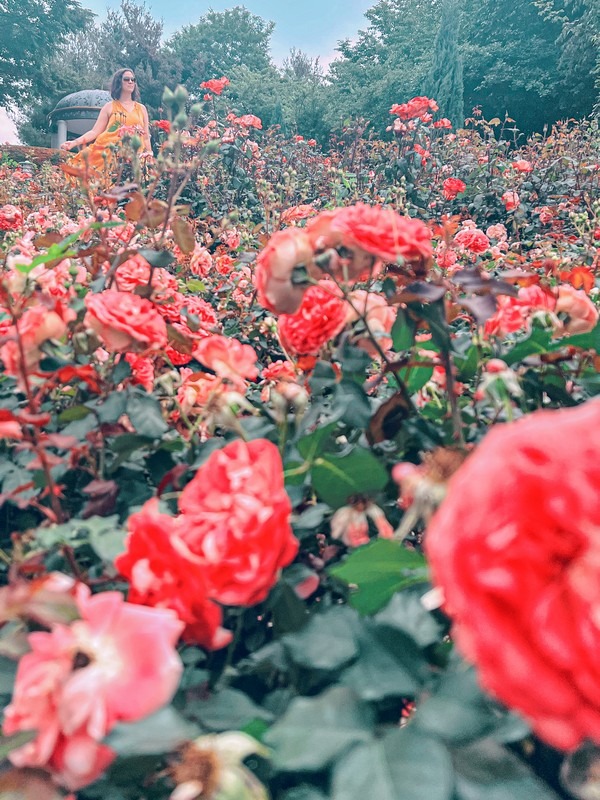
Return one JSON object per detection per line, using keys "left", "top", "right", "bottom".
{"left": 0, "top": 0, "right": 94, "bottom": 107}
{"left": 165, "top": 6, "right": 275, "bottom": 92}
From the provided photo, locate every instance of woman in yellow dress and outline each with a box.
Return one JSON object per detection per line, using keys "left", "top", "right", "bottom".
{"left": 60, "top": 68, "right": 152, "bottom": 175}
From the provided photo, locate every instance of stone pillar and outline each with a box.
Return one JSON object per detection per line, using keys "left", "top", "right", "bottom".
{"left": 56, "top": 119, "right": 68, "bottom": 147}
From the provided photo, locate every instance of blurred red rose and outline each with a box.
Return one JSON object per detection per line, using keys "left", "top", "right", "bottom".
{"left": 425, "top": 401, "right": 600, "bottom": 750}
{"left": 84, "top": 290, "right": 167, "bottom": 353}
{"left": 278, "top": 280, "right": 347, "bottom": 355}
{"left": 179, "top": 438, "right": 298, "bottom": 606}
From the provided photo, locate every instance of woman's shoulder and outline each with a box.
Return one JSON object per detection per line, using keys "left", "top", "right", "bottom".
{"left": 102, "top": 100, "right": 116, "bottom": 112}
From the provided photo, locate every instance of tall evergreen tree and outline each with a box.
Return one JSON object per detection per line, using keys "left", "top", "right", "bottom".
{"left": 428, "top": 0, "right": 464, "bottom": 128}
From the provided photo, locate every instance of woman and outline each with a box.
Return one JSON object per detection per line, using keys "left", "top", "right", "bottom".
{"left": 61, "top": 68, "right": 152, "bottom": 174}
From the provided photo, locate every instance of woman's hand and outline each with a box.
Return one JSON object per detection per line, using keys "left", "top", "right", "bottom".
{"left": 60, "top": 140, "right": 75, "bottom": 151}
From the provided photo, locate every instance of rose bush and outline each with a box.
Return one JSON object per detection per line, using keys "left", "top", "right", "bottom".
{"left": 0, "top": 84, "right": 599, "bottom": 800}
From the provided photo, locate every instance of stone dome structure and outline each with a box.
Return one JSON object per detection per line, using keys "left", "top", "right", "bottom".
{"left": 49, "top": 89, "right": 112, "bottom": 148}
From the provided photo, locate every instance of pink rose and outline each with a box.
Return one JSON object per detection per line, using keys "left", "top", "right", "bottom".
{"left": 4, "top": 584, "right": 183, "bottom": 789}
{"left": 84, "top": 290, "right": 167, "bottom": 353}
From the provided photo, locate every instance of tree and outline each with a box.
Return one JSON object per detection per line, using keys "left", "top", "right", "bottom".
{"left": 326, "top": 0, "right": 444, "bottom": 133}
{"left": 428, "top": 0, "right": 464, "bottom": 128}
{"left": 0, "top": 0, "right": 94, "bottom": 107}
{"left": 459, "top": 0, "right": 591, "bottom": 132}
{"left": 166, "top": 6, "right": 274, "bottom": 92}
{"left": 95, "top": 0, "right": 180, "bottom": 111}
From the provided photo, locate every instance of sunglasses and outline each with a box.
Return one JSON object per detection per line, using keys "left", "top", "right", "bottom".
{"left": 123, "top": 77, "right": 136, "bottom": 83}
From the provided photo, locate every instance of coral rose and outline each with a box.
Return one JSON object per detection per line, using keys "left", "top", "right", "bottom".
{"left": 453, "top": 227, "right": 490, "bottom": 254}
{"left": 278, "top": 280, "right": 347, "bottom": 356}
{"left": 442, "top": 177, "right": 466, "bottom": 201}
{"left": 425, "top": 401, "right": 600, "bottom": 750}
{"left": 115, "top": 499, "right": 232, "bottom": 650}
{"left": 193, "top": 334, "right": 258, "bottom": 390}
{"left": 346, "top": 289, "right": 396, "bottom": 356}
{"left": 4, "top": 583, "right": 183, "bottom": 789}
{"left": 179, "top": 438, "right": 298, "bottom": 606}
{"left": 331, "top": 203, "right": 433, "bottom": 265}
{"left": 0, "top": 203, "right": 23, "bottom": 231}
{"left": 84, "top": 290, "right": 167, "bottom": 353}
{"left": 254, "top": 226, "right": 317, "bottom": 314}
{"left": 554, "top": 284, "right": 599, "bottom": 336}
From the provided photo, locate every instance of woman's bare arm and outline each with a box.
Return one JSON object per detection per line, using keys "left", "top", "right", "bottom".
{"left": 60, "top": 103, "right": 112, "bottom": 151}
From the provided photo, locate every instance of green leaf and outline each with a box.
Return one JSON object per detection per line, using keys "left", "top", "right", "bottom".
{"left": 329, "top": 540, "right": 429, "bottom": 615}
{"left": 264, "top": 686, "right": 374, "bottom": 772}
{"left": 311, "top": 448, "right": 388, "bottom": 509}
{"left": 339, "top": 621, "right": 422, "bottom": 700}
{"left": 557, "top": 321, "right": 600, "bottom": 353}
{"left": 282, "top": 606, "right": 359, "bottom": 673}
{"left": 452, "top": 739, "right": 560, "bottom": 800}
{"left": 375, "top": 590, "right": 443, "bottom": 648}
{"left": 87, "top": 516, "right": 126, "bottom": 563}
{"left": 58, "top": 405, "right": 91, "bottom": 424}
{"left": 137, "top": 248, "right": 175, "bottom": 268}
{"left": 187, "top": 687, "right": 274, "bottom": 732}
{"left": 126, "top": 392, "right": 168, "bottom": 438}
{"left": 105, "top": 706, "right": 200, "bottom": 756}
{"left": 331, "top": 727, "right": 453, "bottom": 800}
{"left": 504, "top": 325, "right": 552, "bottom": 366}
{"left": 269, "top": 582, "right": 310, "bottom": 636}
{"left": 391, "top": 307, "right": 416, "bottom": 351}
{"left": 86, "top": 391, "right": 127, "bottom": 423}
{"left": 415, "top": 663, "right": 504, "bottom": 745}
{"left": 281, "top": 786, "right": 329, "bottom": 800}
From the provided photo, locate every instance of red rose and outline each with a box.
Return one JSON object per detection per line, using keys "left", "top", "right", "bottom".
{"left": 278, "top": 280, "right": 347, "bottom": 356}
{"left": 200, "top": 77, "right": 230, "bottom": 95}
{"left": 425, "top": 401, "right": 600, "bottom": 750}
{"left": 84, "top": 290, "right": 167, "bottom": 353}
{"left": 115, "top": 499, "right": 232, "bottom": 650}
{"left": 332, "top": 203, "right": 433, "bottom": 265}
{"left": 442, "top": 177, "right": 466, "bottom": 201}
{"left": 389, "top": 96, "right": 439, "bottom": 120}
{"left": 179, "top": 439, "right": 298, "bottom": 606}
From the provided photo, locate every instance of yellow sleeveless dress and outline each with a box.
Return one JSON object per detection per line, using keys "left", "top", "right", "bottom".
{"left": 69, "top": 100, "right": 146, "bottom": 177}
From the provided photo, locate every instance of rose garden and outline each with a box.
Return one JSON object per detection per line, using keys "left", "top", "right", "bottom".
{"left": 0, "top": 76, "right": 600, "bottom": 800}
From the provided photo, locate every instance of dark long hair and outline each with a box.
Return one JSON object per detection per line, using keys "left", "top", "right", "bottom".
{"left": 110, "top": 68, "right": 141, "bottom": 102}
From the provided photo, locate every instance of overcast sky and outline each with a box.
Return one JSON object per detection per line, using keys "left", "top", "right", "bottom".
{"left": 82, "top": 0, "right": 374, "bottom": 63}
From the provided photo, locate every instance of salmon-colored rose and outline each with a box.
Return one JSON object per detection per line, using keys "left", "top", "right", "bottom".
{"left": 193, "top": 334, "right": 258, "bottom": 390}
{"left": 254, "top": 227, "right": 317, "bottom": 314}
{"left": 554, "top": 284, "right": 599, "bottom": 336}
{"left": 278, "top": 280, "right": 348, "bottom": 356}
{"left": 453, "top": 227, "right": 490, "bottom": 253}
{"left": 0, "top": 303, "right": 69, "bottom": 381}
{"left": 425, "top": 402, "right": 600, "bottom": 751}
{"left": 331, "top": 203, "right": 433, "bottom": 265}
{"left": 84, "top": 290, "right": 167, "bottom": 353}
{"left": 346, "top": 289, "right": 396, "bottom": 356}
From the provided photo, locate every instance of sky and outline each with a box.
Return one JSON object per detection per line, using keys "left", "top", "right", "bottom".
{"left": 81, "top": 0, "right": 375, "bottom": 64}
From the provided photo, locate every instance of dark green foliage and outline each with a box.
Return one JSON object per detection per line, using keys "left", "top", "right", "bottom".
{"left": 0, "top": 0, "right": 94, "bottom": 107}
{"left": 428, "top": 0, "right": 464, "bottom": 128}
